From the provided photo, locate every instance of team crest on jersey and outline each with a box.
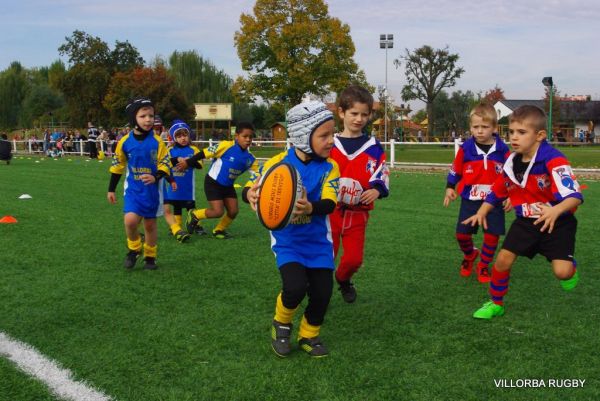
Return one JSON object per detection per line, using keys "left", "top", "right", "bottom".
{"left": 207, "top": 144, "right": 219, "bottom": 153}
{"left": 495, "top": 163, "right": 503, "bottom": 174}
{"left": 536, "top": 174, "right": 550, "bottom": 190}
{"left": 228, "top": 156, "right": 235, "bottom": 162}
{"left": 365, "top": 159, "right": 376, "bottom": 175}
{"left": 150, "top": 149, "right": 158, "bottom": 163}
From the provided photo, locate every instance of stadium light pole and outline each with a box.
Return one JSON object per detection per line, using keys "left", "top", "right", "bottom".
{"left": 542, "top": 76, "right": 553, "bottom": 141}
{"left": 380, "top": 34, "right": 393, "bottom": 144}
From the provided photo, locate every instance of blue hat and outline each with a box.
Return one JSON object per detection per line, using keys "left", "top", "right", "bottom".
{"left": 169, "top": 120, "right": 191, "bottom": 138}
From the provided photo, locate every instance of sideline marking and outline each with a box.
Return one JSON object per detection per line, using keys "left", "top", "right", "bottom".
{"left": 0, "top": 331, "right": 113, "bottom": 401}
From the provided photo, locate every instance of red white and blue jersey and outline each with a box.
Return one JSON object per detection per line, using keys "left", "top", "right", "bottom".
{"left": 447, "top": 134, "right": 510, "bottom": 201}
{"left": 485, "top": 140, "right": 583, "bottom": 218}
{"left": 330, "top": 135, "right": 390, "bottom": 211}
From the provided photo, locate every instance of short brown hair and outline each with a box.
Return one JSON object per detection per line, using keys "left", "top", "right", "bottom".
{"left": 509, "top": 105, "right": 546, "bottom": 132}
{"left": 470, "top": 103, "right": 497, "bottom": 126}
{"left": 338, "top": 85, "right": 374, "bottom": 112}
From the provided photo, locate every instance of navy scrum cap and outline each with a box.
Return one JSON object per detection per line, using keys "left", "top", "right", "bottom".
{"left": 126, "top": 97, "right": 154, "bottom": 130}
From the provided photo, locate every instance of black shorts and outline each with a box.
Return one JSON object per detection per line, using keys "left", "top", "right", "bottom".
{"left": 501, "top": 215, "right": 577, "bottom": 262}
{"left": 163, "top": 199, "right": 196, "bottom": 214}
{"left": 204, "top": 175, "right": 237, "bottom": 201}
{"left": 457, "top": 198, "right": 505, "bottom": 235}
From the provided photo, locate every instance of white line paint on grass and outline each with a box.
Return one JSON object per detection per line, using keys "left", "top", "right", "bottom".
{"left": 0, "top": 331, "right": 113, "bottom": 401}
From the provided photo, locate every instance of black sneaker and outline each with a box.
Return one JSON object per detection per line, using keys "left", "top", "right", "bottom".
{"left": 185, "top": 211, "right": 200, "bottom": 234}
{"left": 298, "top": 337, "right": 329, "bottom": 358}
{"left": 175, "top": 230, "right": 191, "bottom": 243}
{"left": 143, "top": 257, "right": 158, "bottom": 270}
{"left": 213, "top": 230, "right": 232, "bottom": 239}
{"left": 338, "top": 280, "right": 357, "bottom": 303}
{"left": 195, "top": 225, "right": 207, "bottom": 236}
{"left": 271, "top": 320, "right": 292, "bottom": 357}
{"left": 124, "top": 250, "right": 140, "bottom": 269}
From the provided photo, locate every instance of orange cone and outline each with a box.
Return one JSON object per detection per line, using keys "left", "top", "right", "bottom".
{"left": 0, "top": 215, "right": 17, "bottom": 224}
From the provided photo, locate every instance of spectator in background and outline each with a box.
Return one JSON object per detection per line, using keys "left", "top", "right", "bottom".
{"left": 417, "top": 129, "right": 424, "bottom": 142}
{"left": 578, "top": 129, "right": 584, "bottom": 142}
{"left": 0, "top": 134, "right": 13, "bottom": 164}
{"left": 87, "top": 122, "right": 99, "bottom": 159}
{"left": 74, "top": 130, "right": 82, "bottom": 153}
{"left": 43, "top": 129, "right": 51, "bottom": 155}
{"left": 64, "top": 132, "right": 73, "bottom": 153}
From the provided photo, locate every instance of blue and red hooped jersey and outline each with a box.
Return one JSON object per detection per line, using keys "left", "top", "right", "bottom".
{"left": 485, "top": 140, "right": 583, "bottom": 218}
{"left": 447, "top": 134, "right": 510, "bottom": 201}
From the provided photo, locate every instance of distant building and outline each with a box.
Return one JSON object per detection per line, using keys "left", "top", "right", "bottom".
{"left": 494, "top": 99, "right": 600, "bottom": 141}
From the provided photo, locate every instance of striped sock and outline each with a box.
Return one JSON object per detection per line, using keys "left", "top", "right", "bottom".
{"left": 489, "top": 265, "right": 510, "bottom": 306}
{"left": 456, "top": 233, "right": 475, "bottom": 257}
{"left": 478, "top": 233, "right": 499, "bottom": 269}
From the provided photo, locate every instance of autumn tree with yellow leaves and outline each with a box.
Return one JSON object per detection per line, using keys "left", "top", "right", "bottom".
{"left": 234, "top": 0, "right": 371, "bottom": 105}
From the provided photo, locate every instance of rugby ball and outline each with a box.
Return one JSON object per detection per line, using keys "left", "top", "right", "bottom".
{"left": 257, "top": 162, "right": 303, "bottom": 231}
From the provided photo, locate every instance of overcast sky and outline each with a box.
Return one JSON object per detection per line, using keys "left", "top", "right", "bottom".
{"left": 2, "top": 0, "right": 599, "bottom": 111}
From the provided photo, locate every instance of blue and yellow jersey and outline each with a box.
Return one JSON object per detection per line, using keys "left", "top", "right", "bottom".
{"left": 163, "top": 144, "right": 202, "bottom": 201}
{"left": 203, "top": 140, "right": 259, "bottom": 187}
{"left": 247, "top": 149, "right": 340, "bottom": 269}
{"left": 110, "top": 132, "right": 170, "bottom": 216}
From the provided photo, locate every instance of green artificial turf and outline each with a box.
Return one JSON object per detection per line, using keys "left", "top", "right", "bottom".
{"left": 0, "top": 157, "right": 599, "bottom": 401}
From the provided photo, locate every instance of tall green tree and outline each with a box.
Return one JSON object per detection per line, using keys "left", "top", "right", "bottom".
{"left": 234, "top": 0, "right": 371, "bottom": 105}
{"left": 169, "top": 50, "right": 234, "bottom": 103}
{"left": 432, "top": 90, "right": 477, "bottom": 135}
{"left": 397, "top": 45, "right": 464, "bottom": 136}
{"left": 0, "top": 62, "right": 28, "bottom": 129}
{"left": 58, "top": 30, "right": 144, "bottom": 126}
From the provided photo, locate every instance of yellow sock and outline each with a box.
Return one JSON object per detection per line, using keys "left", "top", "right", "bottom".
{"left": 144, "top": 243, "right": 157, "bottom": 258}
{"left": 192, "top": 208, "right": 207, "bottom": 221}
{"left": 170, "top": 223, "right": 182, "bottom": 235}
{"left": 175, "top": 215, "right": 182, "bottom": 225}
{"left": 298, "top": 315, "right": 320, "bottom": 339}
{"left": 274, "top": 293, "right": 297, "bottom": 324}
{"left": 127, "top": 237, "right": 142, "bottom": 252}
{"left": 214, "top": 215, "right": 233, "bottom": 232}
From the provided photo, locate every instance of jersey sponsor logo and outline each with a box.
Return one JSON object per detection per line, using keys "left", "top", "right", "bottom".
{"left": 228, "top": 156, "right": 235, "bottom": 162}
{"left": 521, "top": 202, "right": 550, "bottom": 218}
{"left": 465, "top": 164, "right": 474, "bottom": 174}
{"left": 469, "top": 184, "right": 491, "bottom": 201}
{"left": 338, "top": 177, "right": 363, "bottom": 205}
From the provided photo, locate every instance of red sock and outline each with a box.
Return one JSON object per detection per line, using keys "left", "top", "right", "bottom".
{"left": 478, "top": 233, "right": 499, "bottom": 269}
{"left": 489, "top": 265, "right": 510, "bottom": 306}
{"left": 456, "top": 233, "right": 475, "bottom": 257}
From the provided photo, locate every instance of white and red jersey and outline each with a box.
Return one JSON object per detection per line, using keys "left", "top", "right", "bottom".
{"left": 330, "top": 135, "right": 390, "bottom": 211}
{"left": 486, "top": 141, "right": 583, "bottom": 218}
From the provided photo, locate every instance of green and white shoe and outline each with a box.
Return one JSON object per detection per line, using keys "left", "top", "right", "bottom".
{"left": 560, "top": 270, "right": 579, "bottom": 292}
{"left": 473, "top": 301, "right": 505, "bottom": 320}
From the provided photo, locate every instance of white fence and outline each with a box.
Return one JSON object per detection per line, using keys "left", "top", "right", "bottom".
{"left": 9, "top": 138, "right": 461, "bottom": 169}
{"left": 8, "top": 138, "right": 600, "bottom": 173}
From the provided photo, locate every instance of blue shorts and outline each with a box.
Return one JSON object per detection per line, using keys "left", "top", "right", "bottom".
{"left": 457, "top": 198, "right": 505, "bottom": 235}
{"left": 124, "top": 195, "right": 162, "bottom": 219}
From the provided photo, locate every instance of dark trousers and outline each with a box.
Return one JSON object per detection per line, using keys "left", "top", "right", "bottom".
{"left": 279, "top": 262, "right": 333, "bottom": 326}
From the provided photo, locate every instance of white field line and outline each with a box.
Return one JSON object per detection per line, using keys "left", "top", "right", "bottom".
{"left": 0, "top": 332, "right": 113, "bottom": 401}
